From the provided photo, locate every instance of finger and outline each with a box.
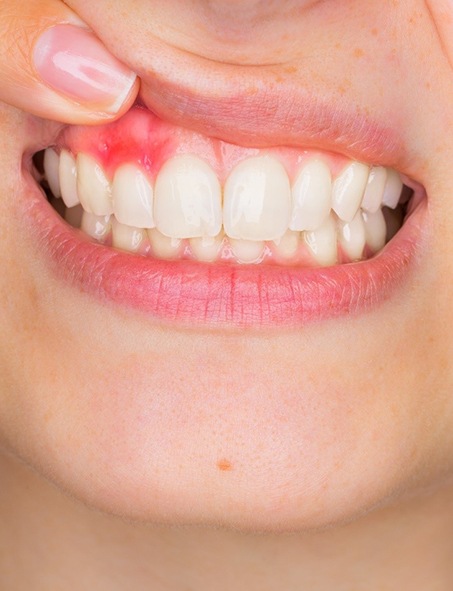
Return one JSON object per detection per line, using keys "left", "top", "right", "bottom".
{"left": 0, "top": 0, "right": 139, "bottom": 124}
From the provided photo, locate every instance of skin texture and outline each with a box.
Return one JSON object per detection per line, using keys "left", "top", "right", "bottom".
{"left": 1, "top": 0, "right": 453, "bottom": 588}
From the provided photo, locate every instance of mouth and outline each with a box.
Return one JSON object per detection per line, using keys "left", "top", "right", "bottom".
{"left": 26, "top": 103, "right": 426, "bottom": 329}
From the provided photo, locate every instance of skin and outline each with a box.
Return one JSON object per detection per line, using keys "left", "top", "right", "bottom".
{"left": 1, "top": 0, "right": 453, "bottom": 588}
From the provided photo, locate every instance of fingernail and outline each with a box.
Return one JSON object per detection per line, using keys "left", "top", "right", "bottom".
{"left": 33, "top": 24, "right": 137, "bottom": 114}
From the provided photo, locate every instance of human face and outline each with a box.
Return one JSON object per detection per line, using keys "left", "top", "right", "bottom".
{"left": 0, "top": 0, "right": 452, "bottom": 533}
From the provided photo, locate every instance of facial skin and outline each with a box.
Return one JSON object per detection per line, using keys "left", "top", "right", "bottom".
{"left": 1, "top": 0, "right": 453, "bottom": 587}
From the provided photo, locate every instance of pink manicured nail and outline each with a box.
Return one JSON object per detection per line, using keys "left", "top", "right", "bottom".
{"left": 33, "top": 25, "right": 137, "bottom": 113}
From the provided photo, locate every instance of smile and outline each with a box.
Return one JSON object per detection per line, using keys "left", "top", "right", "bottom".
{"left": 27, "top": 105, "right": 427, "bottom": 329}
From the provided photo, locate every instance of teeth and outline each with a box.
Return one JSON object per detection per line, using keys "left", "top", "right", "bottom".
{"left": 332, "top": 162, "right": 369, "bottom": 222}
{"left": 77, "top": 154, "right": 113, "bottom": 216}
{"left": 223, "top": 155, "right": 291, "bottom": 241}
{"left": 273, "top": 230, "right": 300, "bottom": 259}
{"left": 148, "top": 229, "right": 182, "bottom": 259}
{"left": 81, "top": 211, "right": 112, "bottom": 241}
{"left": 43, "top": 148, "right": 61, "bottom": 198}
{"left": 229, "top": 239, "right": 265, "bottom": 263}
{"left": 362, "top": 209, "right": 387, "bottom": 253}
{"left": 190, "top": 233, "right": 224, "bottom": 262}
{"left": 290, "top": 159, "right": 332, "bottom": 231}
{"left": 112, "top": 164, "right": 154, "bottom": 229}
{"left": 59, "top": 150, "right": 80, "bottom": 208}
{"left": 111, "top": 219, "right": 146, "bottom": 253}
{"left": 361, "top": 166, "right": 387, "bottom": 213}
{"left": 382, "top": 169, "right": 403, "bottom": 209}
{"left": 154, "top": 155, "right": 222, "bottom": 239}
{"left": 304, "top": 214, "right": 337, "bottom": 267}
{"left": 338, "top": 211, "right": 366, "bottom": 261}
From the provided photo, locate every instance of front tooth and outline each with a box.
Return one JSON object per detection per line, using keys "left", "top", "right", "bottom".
{"left": 362, "top": 209, "right": 387, "bottom": 253}
{"left": 112, "top": 164, "right": 154, "bottom": 229}
{"left": 290, "top": 159, "right": 332, "bottom": 231}
{"left": 229, "top": 239, "right": 265, "bottom": 263}
{"left": 77, "top": 153, "right": 113, "bottom": 216}
{"left": 223, "top": 155, "right": 291, "bottom": 241}
{"left": 304, "top": 214, "right": 337, "bottom": 267}
{"left": 59, "top": 150, "right": 80, "bottom": 208}
{"left": 382, "top": 169, "right": 403, "bottom": 209}
{"left": 154, "top": 155, "right": 222, "bottom": 239}
{"left": 81, "top": 212, "right": 112, "bottom": 241}
{"left": 332, "top": 162, "right": 369, "bottom": 222}
{"left": 338, "top": 211, "right": 366, "bottom": 261}
{"left": 190, "top": 233, "right": 224, "bottom": 262}
{"left": 148, "top": 229, "right": 182, "bottom": 259}
{"left": 273, "top": 230, "right": 300, "bottom": 259}
{"left": 111, "top": 219, "right": 146, "bottom": 253}
{"left": 361, "top": 166, "right": 387, "bottom": 213}
{"left": 43, "top": 148, "right": 61, "bottom": 198}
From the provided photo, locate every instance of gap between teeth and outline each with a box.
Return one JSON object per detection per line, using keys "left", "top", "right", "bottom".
{"left": 42, "top": 148, "right": 408, "bottom": 266}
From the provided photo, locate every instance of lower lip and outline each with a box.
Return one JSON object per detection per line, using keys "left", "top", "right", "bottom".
{"left": 23, "top": 170, "right": 426, "bottom": 330}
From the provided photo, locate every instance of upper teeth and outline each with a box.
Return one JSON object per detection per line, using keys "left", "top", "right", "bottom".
{"left": 43, "top": 147, "right": 406, "bottom": 265}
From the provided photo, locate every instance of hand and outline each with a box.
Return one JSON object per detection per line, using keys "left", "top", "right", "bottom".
{"left": 0, "top": 0, "right": 139, "bottom": 123}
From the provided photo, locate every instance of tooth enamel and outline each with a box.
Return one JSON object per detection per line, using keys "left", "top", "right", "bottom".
{"left": 229, "top": 239, "right": 265, "bottom": 263}
{"left": 362, "top": 209, "right": 387, "bottom": 253}
{"left": 304, "top": 214, "right": 337, "bottom": 266}
{"left": 44, "top": 148, "right": 61, "bottom": 198}
{"left": 290, "top": 159, "right": 332, "bottom": 231}
{"left": 77, "top": 153, "right": 113, "bottom": 216}
{"left": 190, "top": 234, "right": 224, "bottom": 262}
{"left": 64, "top": 204, "right": 84, "bottom": 229}
{"left": 223, "top": 155, "right": 291, "bottom": 241}
{"left": 59, "top": 150, "right": 80, "bottom": 208}
{"left": 112, "top": 219, "right": 146, "bottom": 253}
{"left": 273, "top": 230, "right": 300, "bottom": 258}
{"left": 332, "top": 162, "right": 369, "bottom": 222}
{"left": 361, "top": 166, "right": 387, "bottom": 213}
{"left": 148, "top": 229, "right": 182, "bottom": 259}
{"left": 81, "top": 211, "right": 112, "bottom": 241}
{"left": 382, "top": 169, "right": 403, "bottom": 209}
{"left": 112, "top": 164, "right": 154, "bottom": 229}
{"left": 154, "top": 155, "right": 222, "bottom": 239}
{"left": 338, "top": 211, "right": 366, "bottom": 261}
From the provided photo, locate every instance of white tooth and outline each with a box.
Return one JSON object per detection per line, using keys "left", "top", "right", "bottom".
{"left": 148, "top": 229, "right": 182, "bottom": 259}
{"left": 229, "top": 239, "right": 265, "bottom": 263}
{"left": 44, "top": 148, "right": 61, "bottom": 198}
{"left": 112, "top": 219, "right": 145, "bottom": 253}
{"left": 190, "top": 234, "right": 224, "bottom": 262}
{"left": 112, "top": 164, "right": 154, "bottom": 229}
{"left": 304, "top": 214, "right": 337, "bottom": 266}
{"left": 59, "top": 150, "right": 80, "bottom": 208}
{"left": 81, "top": 212, "right": 112, "bottom": 241}
{"left": 361, "top": 166, "right": 387, "bottom": 213}
{"left": 224, "top": 155, "right": 291, "bottom": 241}
{"left": 77, "top": 153, "right": 113, "bottom": 216}
{"left": 332, "top": 162, "right": 369, "bottom": 222}
{"left": 273, "top": 230, "right": 300, "bottom": 259}
{"left": 154, "top": 155, "right": 222, "bottom": 239}
{"left": 64, "top": 204, "right": 84, "bottom": 228}
{"left": 290, "top": 159, "right": 332, "bottom": 231}
{"left": 362, "top": 209, "right": 387, "bottom": 253}
{"left": 382, "top": 169, "right": 403, "bottom": 209}
{"left": 338, "top": 211, "right": 366, "bottom": 261}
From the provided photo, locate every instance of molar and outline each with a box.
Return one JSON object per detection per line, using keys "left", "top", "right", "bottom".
{"left": 223, "top": 155, "right": 291, "bottom": 241}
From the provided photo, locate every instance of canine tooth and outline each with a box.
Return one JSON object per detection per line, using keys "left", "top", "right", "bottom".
{"left": 154, "top": 155, "right": 222, "bottom": 239}
{"left": 362, "top": 209, "right": 387, "bottom": 253}
{"left": 304, "top": 214, "right": 337, "bottom": 266}
{"left": 338, "top": 211, "right": 366, "bottom": 261}
{"left": 112, "top": 219, "right": 145, "bottom": 253}
{"left": 59, "top": 150, "right": 80, "bottom": 208}
{"left": 44, "top": 148, "right": 61, "bottom": 198}
{"left": 273, "top": 230, "right": 300, "bottom": 258}
{"left": 230, "top": 239, "right": 265, "bottom": 263}
{"left": 77, "top": 153, "right": 113, "bottom": 216}
{"left": 81, "top": 212, "right": 111, "bottom": 241}
{"left": 361, "top": 166, "right": 387, "bottom": 213}
{"left": 224, "top": 155, "right": 291, "bottom": 241}
{"left": 332, "top": 162, "right": 369, "bottom": 222}
{"left": 382, "top": 169, "right": 403, "bottom": 209}
{"left": 148, "top": 229, "right": 182, "bottom": 259}
{"left": 290, "top": 159, "right": 332, "bottom": 231}
{"left": 112, "top": 164, "right": 154, "bottom": 229}
{"left": 190, "top": 234, "right": 224, "bottom": 262}
{"left": 64, "top": 204, "right": 84, "bottom": 228}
